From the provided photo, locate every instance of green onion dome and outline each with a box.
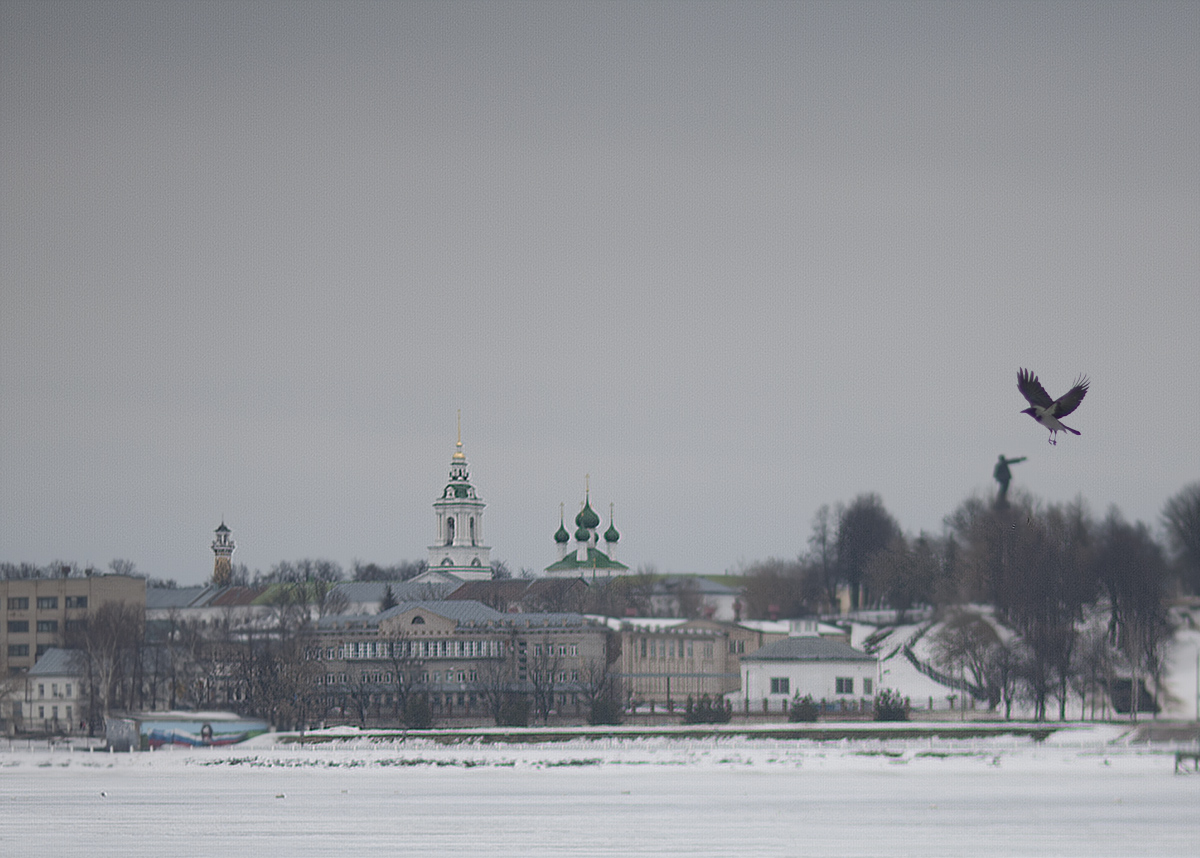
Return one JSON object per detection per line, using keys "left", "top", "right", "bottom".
{"left": 604, "top": 520, "right": 620, "bottom": 544}
{"left": 579, "top": 498, "right": 600, "bottom": 529}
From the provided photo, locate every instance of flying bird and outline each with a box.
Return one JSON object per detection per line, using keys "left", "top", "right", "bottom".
{"left": 1017, "top": 368, "right": 1089, "bottom": 445}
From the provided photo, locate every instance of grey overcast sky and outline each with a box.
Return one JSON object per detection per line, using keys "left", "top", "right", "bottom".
{"left": 2, "top": 1, "right": 1197, "bottom": 585}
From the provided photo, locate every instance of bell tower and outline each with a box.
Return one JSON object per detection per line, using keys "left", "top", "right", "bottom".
{"left": 427, "top": 412, "right": 491, "bottom": 581}
{"left": 211, "top": 521, "right": 235, "bottom": 587}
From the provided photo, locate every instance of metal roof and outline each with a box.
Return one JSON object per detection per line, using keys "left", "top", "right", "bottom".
{"left": 740, "top": 637, "right": 876, "bottom": 663}
{"left": 28, "top": 647, "right": 83, "bottom": 676}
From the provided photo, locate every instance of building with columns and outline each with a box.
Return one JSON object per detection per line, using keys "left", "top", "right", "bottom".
{"left": 426, "top": 425, "right": 492, "bottom": 582}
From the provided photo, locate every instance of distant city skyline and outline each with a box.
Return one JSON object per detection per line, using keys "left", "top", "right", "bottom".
{"left": 2, "top": 2, "right": 1197, "bottom": 585}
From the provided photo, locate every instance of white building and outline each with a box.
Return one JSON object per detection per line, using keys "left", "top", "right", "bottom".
{"left": 18, "top": 648, "right": 83, "bottom": 735}
{"left": 426, "top": 422, "right": 492, "bottom": 582}
{"left": 738, "top": 622, "right": 878, "bottom": 713}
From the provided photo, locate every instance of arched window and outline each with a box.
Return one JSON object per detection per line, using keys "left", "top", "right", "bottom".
{"left": 411, "top": 615, "right": 425, "bottom": 625}
{"left": 445, "top": 516, "right": 455, "bottom": 545}
{"left": 470, "top": 517, "right": 475, "bottom": 545}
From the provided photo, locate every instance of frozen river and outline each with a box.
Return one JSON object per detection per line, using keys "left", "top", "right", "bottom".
{"left": 2, "top": 728, "right": 1198, "bottom": 857}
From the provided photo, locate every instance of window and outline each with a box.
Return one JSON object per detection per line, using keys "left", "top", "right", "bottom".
{"left": 770, "top": 677, "right": 790, "bottom": 695}
{"left": 65, "top": 684, "right": 72, "bottom": 697}
{"left": 65, "top": 619, "right": 86, "bottom": 632}
{"left": 863, "top": 678, "right": 873, "bottom": 695}
{"left": 570, "top": 644, "right": 578, "bottom": 656}
{"left": 686, "top": 641, "right": 694, "bottom": 658}
{"left": 639, "top": 638, "right": 647, "bottom": 658}
{"left": 7, "top": 621, "right": 28, "bottom": 633}
{"left": 7, "top": 644, "right": 28, "bottom": 657}
{"left": 38, "top": 684, "right": 45, "bottom": 698}
{"left": 836, "top": 677, "right": 854, "bottom": 695}
{"left": 36, "top": 597, "right": 58, "bottom": 610}
{"left": 703, "top": 642, "right": 714, "bottom": 660}
{"left": 36, "top": 620, "right": 58, "bottom": 633}
{"left": 7, "top": 597, "right": 28, "bottom": 610}
{"left": 65, "top": 596, "right": 88, "bottom": 609}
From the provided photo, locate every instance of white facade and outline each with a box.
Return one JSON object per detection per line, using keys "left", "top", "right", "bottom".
{"left": 426, "top": 431, "right": 491, "bottom": 581}
{"left": 738, "top": 636, "right": 878, "bottom": 711}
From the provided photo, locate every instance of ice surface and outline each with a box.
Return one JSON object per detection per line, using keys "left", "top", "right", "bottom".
{"left": 3, "top": 727, "right": 1198, "bottom": 858}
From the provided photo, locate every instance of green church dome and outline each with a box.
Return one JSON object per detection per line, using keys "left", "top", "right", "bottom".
{"left": 554, "top": 520, "right": 570, "bottom": 543}
{"left": 578, "top": 498, "right": 600, "bottom": 529}
{"left": 575, "top": 524, "right": 591, "bottom": 542}
{"left": 604, "top": 520, "right": 620, "bottom": 543}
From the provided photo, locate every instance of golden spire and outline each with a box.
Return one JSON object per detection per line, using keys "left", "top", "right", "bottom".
{"left": 453, "top": 409, "right": 465, "bottom": 461}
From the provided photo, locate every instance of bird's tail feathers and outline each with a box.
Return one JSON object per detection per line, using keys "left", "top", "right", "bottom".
{"left": 1062, "top": 424, "right": 1081, "bottom": 436}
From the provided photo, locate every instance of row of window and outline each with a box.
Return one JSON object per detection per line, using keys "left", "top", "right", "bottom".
{"left": 308, "top": 638, "right": 509, "bottom": 661}
{"left": 6, "top": 620, "right": 74, "bottom": 633}
{"left": 16, "top": 704, "right": 74, "bottom": 723}
{"left": 768, "top": 677, "right": 874, "bottom": 696}
{"left": 7, "top": 644, "right": 53, "bottom": 658}
{"left": 318, "top": 667, "right": 585, "bottom": 687}
{"left": 34, "top": 683, "right": 73, "bottom": 699}
{"left": 637, "top": 638, "right": 717, "bottom": 661}
{"left": 529, "top": 643, "right": 578, "bottom": 657}
{"left": 5, "top": 596, "right": 88, "bottom": 611}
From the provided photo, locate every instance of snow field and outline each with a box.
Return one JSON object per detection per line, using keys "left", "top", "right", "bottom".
{"left": 3, "top": 728, "right": 1199, "bottom": 857}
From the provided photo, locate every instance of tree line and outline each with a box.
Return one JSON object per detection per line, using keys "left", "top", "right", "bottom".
{"left": 738, "top": 481, "right": 1200, "bottom": 720}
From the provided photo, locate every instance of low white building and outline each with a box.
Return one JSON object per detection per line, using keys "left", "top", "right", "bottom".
{"left": 737, "top": 626, "right": 878, "bottom": 713}
{"left": 18, "top": 648, "right": 84, "bottom": 734}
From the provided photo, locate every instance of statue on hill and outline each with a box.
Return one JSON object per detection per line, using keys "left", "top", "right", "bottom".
{"left": 993, "top": 454, "right": 1027, "bottom": 509}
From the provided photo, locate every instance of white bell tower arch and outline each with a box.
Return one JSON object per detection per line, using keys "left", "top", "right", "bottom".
{"left": 427, "top": 412, "right": 491, "bottom": 581}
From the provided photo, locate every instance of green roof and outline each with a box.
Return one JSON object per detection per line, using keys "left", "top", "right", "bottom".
{"left": 544, "top": 546, "right": 630, "bottom": 573}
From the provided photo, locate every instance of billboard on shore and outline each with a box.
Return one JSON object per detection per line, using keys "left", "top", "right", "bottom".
{"left": 105, "top": 713, "right": 269, "bottom": 751}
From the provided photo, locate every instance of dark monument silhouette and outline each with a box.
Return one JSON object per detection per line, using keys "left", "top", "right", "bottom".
{"left": 993, "top": 454, "right": 1026, "bottom": 508}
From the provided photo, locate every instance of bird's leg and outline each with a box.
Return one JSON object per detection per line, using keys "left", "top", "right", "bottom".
{"left": 1048, "top": 434, "right": 1056, "bottom": 446}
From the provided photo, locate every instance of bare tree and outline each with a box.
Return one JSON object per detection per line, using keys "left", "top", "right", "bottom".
{"left": 1097, "top": 509, "right": 1170, "bottom": 720}
{"left": 384, "top": 633, "right": 426, "bottom": 726}
{"left": 525, "top": 634, "right": 563, "bottom": 724}
{"left": 807, "top": 504, "right": 839, "bottom": 608}
{"left": 836, "top": 494, "right": 901, "bottom": 610}
{"left": 64, "top": 601, "right": 145, "bottom": 726}
{"left": 1163, "top": 482, "right": 1200, "bottom": 593}
{"left": 108, "top": 558, "right": 138, "bottom": 577}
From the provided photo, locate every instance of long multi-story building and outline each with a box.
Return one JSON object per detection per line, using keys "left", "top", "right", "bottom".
{"left": 1, "top": 574, "right": 146, "bottom": 674}
{"left": 308, "top": 600, "right": 615, "bottom": 725}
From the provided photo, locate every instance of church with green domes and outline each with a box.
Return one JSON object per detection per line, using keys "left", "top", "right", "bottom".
{"left": 543, "top": 481, "right": 629, "bottom": 580}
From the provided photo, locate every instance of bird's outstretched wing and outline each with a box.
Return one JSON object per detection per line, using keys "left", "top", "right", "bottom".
{"left": 1017, "top": 368, "right": 1053, "bottom": 409}
{"left": 1049, "top": 375, "right": 1089, "bottom": 418}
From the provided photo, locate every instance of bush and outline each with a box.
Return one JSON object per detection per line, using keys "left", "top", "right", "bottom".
{"left": 681, "top": 694, "right": 732, "bottom": 724}
{"left": 788, "top": 694, "right": 819, "bottom": 722}
{"left": 874, "top": 688, "right": 910, "bottom": 722}
{"left": 496, "top": 693, "right": 531, "bottom": 727}
{"left": 402, "top": 693, "right": 433, "bottom": 729}
{"left": 588, "top": 696, "right": 624, "bottom": 726}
